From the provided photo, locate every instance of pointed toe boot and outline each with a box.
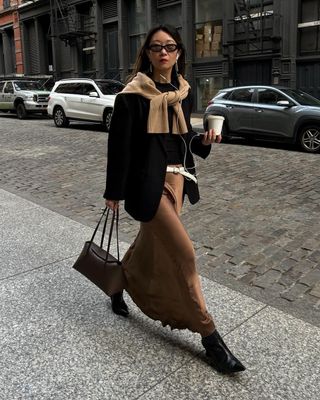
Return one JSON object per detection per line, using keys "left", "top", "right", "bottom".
{"left": 111, "top": 291, "right": 129, "bottom": 317}
{"left": 202, "top": 330, "right": 246, "bottom": 374}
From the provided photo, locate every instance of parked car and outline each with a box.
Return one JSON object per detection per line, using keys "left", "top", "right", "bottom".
{"left": 0, "top": 79, "right": 50, "bottom": 119}
{"left": 47, "top": 78, "right": 124, "bottom": 131}
{"left": 204, "top": 85, "right": 320, "bottom": 153}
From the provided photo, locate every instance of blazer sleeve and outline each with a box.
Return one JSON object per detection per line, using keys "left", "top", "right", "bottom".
{"left": 185, "top": 91, "right": 212, "bottom": 159}
{"left": 103, "top": 94, "right": 133, "bottom": 200}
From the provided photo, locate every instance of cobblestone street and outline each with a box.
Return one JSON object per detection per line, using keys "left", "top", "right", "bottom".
{"left": 1, "top": 114, "right": 320, "bottom": 327}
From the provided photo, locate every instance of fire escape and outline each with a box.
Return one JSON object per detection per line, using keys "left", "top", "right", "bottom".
{"left": 49, "top": 0, "right": 96, "bottom": 47}
{"left": 226, "top": 0, "right": 281, "bottom": 56}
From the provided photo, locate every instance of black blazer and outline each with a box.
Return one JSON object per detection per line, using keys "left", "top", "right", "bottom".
{"left": 103, "top": 91, "right": 211, "bottom": 222}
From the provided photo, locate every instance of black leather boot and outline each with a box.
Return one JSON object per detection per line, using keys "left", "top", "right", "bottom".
{"left": 202, "top": 330, "right": 246, "bottom": 374}
{"left": 111, "top": 291, "right": 129, "bottom": 317}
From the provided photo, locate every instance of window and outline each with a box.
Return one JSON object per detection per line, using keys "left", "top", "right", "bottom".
{"left": 95, "top": 81, "right": 124, "bottom": 95}
{"left": 195, "top": 0, "right": 222, "bottom": 58}
{"left": 127, "top": 0, "right": 147, "bottom": 65}
{"left": 82, "top": 83, "right": 97, "bottom": 96}
{"left": 157, "top": 3, "right": 182, "bottom": 28}
{"left": 4, "top": 82, "right": 14, "bottom": 93}
{"left": 241, "top": 0, "right": 273, "bottom": 11}
{"left": 299, "top": 0, "right": 320, "bottom": 55}
{"left": 82, "top": 45, "right": 96, "bottom": 76}
{"left": 230, "top": 88, "right": 254, "bottom": 102}
{"left": 0, "top": 82, "right": 5, "bottom": 92}
{"left": 282, "top": 88, "right": 320, "bottom": 106}
{"left": 14, "top": 81, "right": 42, "bottom": 91}
{"left": 196, "top": 76, "right": 223, "bottom": 110}
{"left": 55, "top": 83, "right": 82, "bottom": 94}
{"left": 233, "top": 0, "right": 274, "bottom": 55}
{"left": 3, "top": 0, "right": 10, "bottom": 9}
{"left": 301, "top": 0, "right": 319, "bottom": 22}
{"left": 257, "top": 88, "right": 286, "bottom": 104}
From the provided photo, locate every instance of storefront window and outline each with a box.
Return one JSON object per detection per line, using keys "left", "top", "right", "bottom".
{"left": 195, "top": 0, "right": 222, "bottom": 58}
{"left": 128, "top": 0, "right": 146, "bottom": 65}
{"left": 196, "top": 76, "right": 223, "bottom": 111}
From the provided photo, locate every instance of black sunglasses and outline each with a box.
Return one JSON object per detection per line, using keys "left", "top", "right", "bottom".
{"left": 148, "top": 44, "right": 179, "bottom": 53}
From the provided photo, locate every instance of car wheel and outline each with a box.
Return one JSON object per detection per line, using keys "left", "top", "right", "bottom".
{"left": 299, "top": 126, "right": 320, "bottom": 153}
{"left": 53, "top": 106, "right": 69, "bottom": 128}
{"left": 16, "top": 103, "right": 27, "bottom": 119}
{"left": 103, "top": 109, "right": 113, "bottom": 132}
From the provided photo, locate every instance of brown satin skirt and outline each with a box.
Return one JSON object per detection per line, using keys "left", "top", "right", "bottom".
{"left": 122, "top": 171, "right": 215, "bottom": 337}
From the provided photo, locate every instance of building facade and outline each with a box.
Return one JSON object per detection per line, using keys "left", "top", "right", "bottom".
{"left": 1, "top": 0, "right": 320, "bottom": 111}
{"left": 0, "top": 0, "right": 24, "bottom": 75}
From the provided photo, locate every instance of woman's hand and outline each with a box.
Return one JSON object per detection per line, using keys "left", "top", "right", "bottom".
{"left": 105, "top": 199, "right": 119, "bottom": 211}
{"left": 201, "top": 128, "right": 222, "bottom": 145}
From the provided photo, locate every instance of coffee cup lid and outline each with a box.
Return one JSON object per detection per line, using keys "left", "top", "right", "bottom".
{"left": 208, "top": 115, "right": 224, "bottom": 120}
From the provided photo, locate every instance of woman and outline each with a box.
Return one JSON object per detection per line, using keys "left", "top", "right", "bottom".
{"left": 104, "top": 24, "right": 245, "bottom": 374}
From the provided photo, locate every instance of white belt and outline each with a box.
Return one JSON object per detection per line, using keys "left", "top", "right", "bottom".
{"left": 166, "top": 166, "right": 198, "bottom": 184}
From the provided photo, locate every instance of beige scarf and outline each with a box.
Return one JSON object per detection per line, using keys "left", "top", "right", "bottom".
{"left": 122, "top": 72, "right": 190, "bottom": 134}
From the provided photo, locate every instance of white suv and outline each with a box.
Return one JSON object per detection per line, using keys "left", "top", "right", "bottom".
{"left": 47, "top": 78, "right": 124, "bottom": 131}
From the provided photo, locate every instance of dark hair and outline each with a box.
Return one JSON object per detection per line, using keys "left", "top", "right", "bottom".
{"left": 128, "top": 24, "right": 186, "bottom": 81}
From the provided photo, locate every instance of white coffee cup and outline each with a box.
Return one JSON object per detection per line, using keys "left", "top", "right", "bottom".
{"left": 207, "top": 115, "right": 225, "bottom": 135}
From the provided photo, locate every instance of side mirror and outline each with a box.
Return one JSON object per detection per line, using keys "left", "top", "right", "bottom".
{"left": 277, "top": 100, "right": 292, "bottom": 107}
{"left": 89, "top": 91, "right": 99, "bottom": 98}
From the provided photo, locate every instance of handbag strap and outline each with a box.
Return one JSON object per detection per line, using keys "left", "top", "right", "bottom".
{"left": 115, "top": 210, "right": 120, "bottom": 261}
{"left": 88, "top": 207, "right": 120, "bottom": 263}
{"left": 105, "top": 209, "right": 115, "bottom": 254}
{"left": 89, "top": 207, "right": 109, "bottom": 244}
{"left": 104, "top": 208, "right": 120, "bottom": 263}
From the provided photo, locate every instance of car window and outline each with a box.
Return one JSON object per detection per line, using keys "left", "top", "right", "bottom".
{"left": 281, "top": 88, "right": 320, "bottom": 106}
{"left": 14, "top": 81, "right": 42, "bottom": 91}
{"left": 95, "top": 81, "right": 124, "bottom": 95}
{"left": 230, "top": 88, "right": 254, "bottom": 103}
{"left": 55, "top": 83, "right": 72, "bottom": 94}
{"left": 4, "top": 82, "right": 14, "bottom": 93}
{"left": 54, "top": 83, "right": 82, "bottom": 94}
{"left": 82, "top": 83, "right": 96, "bottom": 96}
{"left": 0, "top": 82, "right": 4, "bottom": 92}
{"left": 70, "top": 83, "right": 83, "bottom": 95}
{"left": 257, "top": 89, "right": 287, "bottom": 105}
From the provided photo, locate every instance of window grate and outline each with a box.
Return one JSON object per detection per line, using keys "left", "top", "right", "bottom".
{"left": 103, "top": 0, "right": 118, "bottom": 20}
{"left": 194, "top": 64, "right": 223, "bottom": 76}
{"left": 157, "top": 0, "right": 181, "bottom": 8}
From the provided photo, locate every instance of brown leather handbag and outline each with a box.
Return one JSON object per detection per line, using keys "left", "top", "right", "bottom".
{"left": 72, "top": 208, "right": 126, "bottom": 296}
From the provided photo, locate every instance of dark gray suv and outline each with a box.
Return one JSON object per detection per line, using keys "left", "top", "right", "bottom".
{"left": 204, "top": 86, "right": 320, "bottom": 153}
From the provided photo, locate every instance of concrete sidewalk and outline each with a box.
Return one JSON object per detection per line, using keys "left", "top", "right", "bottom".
{"left": 0, "top": 188, "right": 319, "bottom": 400}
